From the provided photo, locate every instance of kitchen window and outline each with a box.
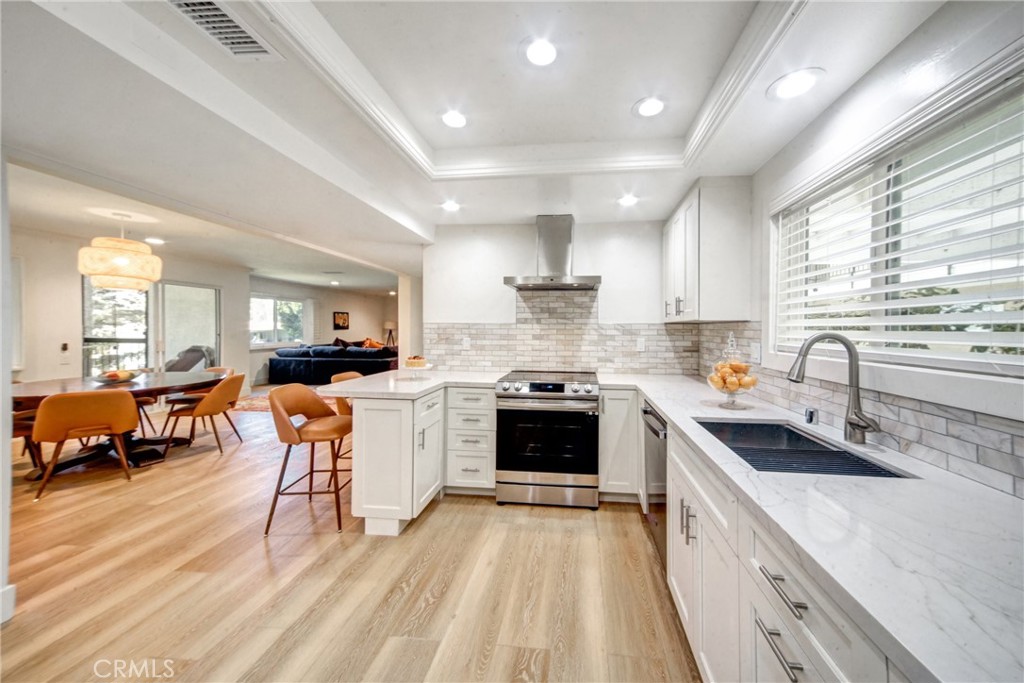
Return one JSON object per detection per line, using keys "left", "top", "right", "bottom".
{"left": 249, "top": 295, "right": 306, "bottom": 346}
{"left": 774, "top": 79, "right": 1023, "bottom": 378}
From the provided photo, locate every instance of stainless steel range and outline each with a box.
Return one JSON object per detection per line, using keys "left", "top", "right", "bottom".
{"left": 495, "top": 370, "right": 600, "bottom": 509}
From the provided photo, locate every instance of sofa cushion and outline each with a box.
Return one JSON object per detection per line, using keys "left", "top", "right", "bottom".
{"left": 308, "top": 345, "right": 350, "bottom": 358}
{"left": 332, "top": 337, "right": 350, "bottom": 347}
{"left": 344, "top": 346, "right": 393, "bottom": 358}
{"left": 275, "top": 347, "right": 312, "bottom": 358}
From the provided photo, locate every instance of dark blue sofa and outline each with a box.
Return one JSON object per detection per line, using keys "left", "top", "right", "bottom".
{"left": 268, "top": 344, "right": 398, "bottom": 385}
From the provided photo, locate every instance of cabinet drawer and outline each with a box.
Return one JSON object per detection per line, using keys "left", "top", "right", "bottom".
{"left": 447, "top": 407, "right": 495, "bottom": 431}
{"left": 414, "top": 390, "right": 445, "bottom": 426}
{"left": 447, "top": 429, "right": 495, "bottom": 452}
{"left": 740, "top": 511, "right": 886, "bottom": 682}
{"left": 669, "top": 431, "right": 738, "bottom": 548}
{"left": 446, "top": 452, "right": 493, "bottom": 488}
{"left": 447, "top": 387, "right": 496, "bottom": 409}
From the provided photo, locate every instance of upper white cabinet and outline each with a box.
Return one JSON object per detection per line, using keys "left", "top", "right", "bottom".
{"left": 663, "top": 177, "right": 752, "bottom": 322}
{"left": 598, "top": 389, "right": 640, "bottom": 494}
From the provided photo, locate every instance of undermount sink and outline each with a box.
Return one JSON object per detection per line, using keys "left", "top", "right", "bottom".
{"left": 696, "top": 421, "right": 905, "bottom": 478}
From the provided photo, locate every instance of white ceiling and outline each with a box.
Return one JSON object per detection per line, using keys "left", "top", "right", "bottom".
{"left": 0, "top": 0, "right": 944, "bottom": 285}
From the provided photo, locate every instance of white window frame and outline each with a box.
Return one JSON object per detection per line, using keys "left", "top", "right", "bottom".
{"left": 248, "top": 294, "right": 308, "bottom": 349}
{"left": 762, "top": 68, "right": 1023, "bottom": 421}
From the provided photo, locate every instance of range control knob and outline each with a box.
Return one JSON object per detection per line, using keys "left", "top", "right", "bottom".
{"left": 571, "top": 383, "right": 580, "bottom": 393}
{"left": 513, "top": 382, "right": 522, "bottom": 391}
{"left": 501, "top": 382, "right": 510, "bottom": 391}
{"left": 584, "top": 384, "right": 593, "bottom": 393}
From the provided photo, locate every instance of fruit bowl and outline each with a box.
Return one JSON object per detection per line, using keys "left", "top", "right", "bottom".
{"left": 90, "top": 370, "right": 141, "bottom": 384}
{"left": 706, "top": 332, "right": 757, "bottom": 409}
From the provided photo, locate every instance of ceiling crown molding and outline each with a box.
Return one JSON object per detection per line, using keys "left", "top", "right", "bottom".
{"left": 682, "top": 0, "right": 808, "bottom": 166}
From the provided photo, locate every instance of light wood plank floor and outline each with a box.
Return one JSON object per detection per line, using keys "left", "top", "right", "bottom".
{"left": 2, "top": 409, "right": 700, "bottom": 682}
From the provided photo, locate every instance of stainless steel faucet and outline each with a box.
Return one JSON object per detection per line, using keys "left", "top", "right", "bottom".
{"left": 787, "top": 332, "right": 881, "bottom": 444}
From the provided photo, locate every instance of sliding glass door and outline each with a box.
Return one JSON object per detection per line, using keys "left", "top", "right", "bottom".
{"left": 157, "top": 282, "right": 220, "bottom": 371}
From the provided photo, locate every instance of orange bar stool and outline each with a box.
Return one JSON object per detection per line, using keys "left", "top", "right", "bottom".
{"left": 329, "top": 371, "right": 362, "bottom": 458}
{"left": 264, "top": 384, "right": 353, "bottom": 535}
{"left": 31, "top": 390, "right": 137, "bottom": 501}
{"left": 163, "top": 374, "right": 246, "bottom": 456}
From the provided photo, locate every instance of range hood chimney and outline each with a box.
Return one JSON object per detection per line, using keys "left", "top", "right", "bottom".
{"left": 503, "top": 215, "right": 601, "bottom": 291}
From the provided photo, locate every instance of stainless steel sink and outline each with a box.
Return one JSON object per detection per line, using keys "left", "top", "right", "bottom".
{"left": 696, "top": 421, "right": 905, "bottom": 478}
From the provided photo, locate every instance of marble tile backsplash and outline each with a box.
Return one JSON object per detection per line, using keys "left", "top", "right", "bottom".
{"left": 699, "top": 322, "right": 1024, "bottom": 499}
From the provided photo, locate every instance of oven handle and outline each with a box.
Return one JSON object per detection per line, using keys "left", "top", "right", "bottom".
{"left": 496, "top": 399, "right": 599, "bottom": 413}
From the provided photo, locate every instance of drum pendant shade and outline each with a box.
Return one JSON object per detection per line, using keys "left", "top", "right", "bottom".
{"left": 78, "top": 237, "right": 162, "bottom": 291}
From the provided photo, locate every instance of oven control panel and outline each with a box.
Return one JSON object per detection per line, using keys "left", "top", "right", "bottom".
{"left": 496, "top": 379, "right": 600, "bottom": 399}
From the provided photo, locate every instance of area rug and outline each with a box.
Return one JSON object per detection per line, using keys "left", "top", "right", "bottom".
{"left": 232, "top": 394, "right": 271, "bottom": 412}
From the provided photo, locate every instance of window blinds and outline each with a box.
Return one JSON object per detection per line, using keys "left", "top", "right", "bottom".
{"left": 775, "top": 81, "right": 1024, "bottom": 377}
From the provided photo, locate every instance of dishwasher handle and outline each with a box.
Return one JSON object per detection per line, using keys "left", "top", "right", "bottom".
{"left": 642, "top": 404, "right": 667, "bottom": 440}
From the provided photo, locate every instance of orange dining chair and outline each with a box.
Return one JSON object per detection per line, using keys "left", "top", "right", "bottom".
{"left": 31, "top": 390, "right": 137, "bottom": 501}
{"left": 330, "top": 371, "right": 362, "bottom": 457}
{"left": 264, "top": 384, "right": 353, "bottom": 535}
{"left": 163, "top": 374, "right": 246, "bottom": 456}
{"left": 162, "top": 367, "right": 237, "bottom": 435}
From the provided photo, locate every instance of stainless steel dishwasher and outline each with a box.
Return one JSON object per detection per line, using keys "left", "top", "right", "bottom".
{"left": 641, "top": 402, "right": 668, "bottom": 566}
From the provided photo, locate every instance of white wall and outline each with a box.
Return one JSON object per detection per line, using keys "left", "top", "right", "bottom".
{"left": 751, "top": 1, "right": 1024, "bottom": 417}
{"left": 423, "top": 221, "right": 663, "bottom": 324}
{"left": 1, "top": 158, "right": 16, "bottom": 623}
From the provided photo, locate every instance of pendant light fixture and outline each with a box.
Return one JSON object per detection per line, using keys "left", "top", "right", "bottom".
{"left": 77, "top": 211, "right": 163, "bottom": 291}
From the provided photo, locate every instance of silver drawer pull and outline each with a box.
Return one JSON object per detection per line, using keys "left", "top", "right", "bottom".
{"left": 461, "top": 438, "right": 481, "bottom": 444}
{"left": 463, "top": 397, "right": 482, "bottom": 402}
{"left": 758, "top": 564, "right": 809, "bottom": 620}
{"left": 426, "top": 401, "right": 439, "bottom": 410}
{"left": 418, "top": 429, "right": 425, "bottom": 449}
{"left": 462, "top": 417, "right": 482, "bottom": 423}
{"left": 461, "top": 467, "right": 480, "bottom": 473}
{"left": 755, "top": 615, "right": 803, "bottom": 683}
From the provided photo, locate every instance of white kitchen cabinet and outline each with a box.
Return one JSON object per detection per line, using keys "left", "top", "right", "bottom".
{"left": 667, "top": 432, "right": 740, "bottom": 683}
{"left": 445, "top": 388, "right": 496, "bottom": 489}
{"left": 662, "top": 177, "right": 752, "bottom": 322}
{"left": 739, "top": 565, "right": 825, "bottom": 683}
{"left": 352, "top": 388, "right": 445, "bottom": 535}
{"left": 598, "top": 389, "right": 639, "bottom": 494}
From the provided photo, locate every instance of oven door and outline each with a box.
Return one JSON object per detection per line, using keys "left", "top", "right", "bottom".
{"left": 496, "top": 399, "right": 599, "bottom": 485}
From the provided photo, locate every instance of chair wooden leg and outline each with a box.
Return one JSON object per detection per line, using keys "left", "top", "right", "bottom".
{"left": 330, "top": 440, "right": 342, "bottom": 533}
{"left": 264, "top": 445, "right": 293, "bottom": 536}
{"left": 164, "top": 417, "right": 180, "bottom": 458}
{"left": 223, "top": 411, "right": 243, "bottom": 442}
{"left": 23, "top": 438, "right": 41, "bottom": 469}
{"left": 308, "top": 442, "right": 316, "bottom": 501}
{"left": 35, "top": 440, "right": 65, "bottom": 501}
{"left": 137, "top": 405, "right": 156, "bottom": 437}
{"left": 189, "top": 418, "right": 197, "bottom": 443}
{"left": 112, "top": 433, "right": 132, "bottom": 481}
{"left": 160, "top": 413, "right": 172, "bottom": 436}
{"left": 209, "top": 414, "right": 223, "bottom": 454}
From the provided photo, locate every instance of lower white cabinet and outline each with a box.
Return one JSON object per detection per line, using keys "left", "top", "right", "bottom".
{"left": 413, "top": 393, "right": 445, "bottom": 517}
{"left": 445, "top": 388, "right": 496, "bottom": 489}
{"left": 598, "top": 389, "right": 640, "bottom": 494}
{"left": 667, "top": 433, "right": 740, "bottom": 683}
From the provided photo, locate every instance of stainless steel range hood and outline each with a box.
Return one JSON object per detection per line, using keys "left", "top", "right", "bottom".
{"left": 503, "top": 215, "right": 601, "bottom": 291}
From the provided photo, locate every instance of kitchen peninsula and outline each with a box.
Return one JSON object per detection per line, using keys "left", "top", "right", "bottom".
{"left": 319, "top": 369, "right": 1023, "bottom": 683}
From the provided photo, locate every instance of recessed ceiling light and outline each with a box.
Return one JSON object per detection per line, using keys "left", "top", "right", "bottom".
{"left": 442, "top": 110, "right": 466, "bottom": 128}
{"left": 618, "top": 194, "right": 639, "bottom": 207}
{"left": 441, "top": 200, "right": 461, "bottom": 212}
{"left": 330, "top": 281, "right": 339, "bottom": 286}
{"left": 633, "top": 97, "right": 665, "bottom": 118}
{"left": 388, "top": 291, "right": 397, "bottom": 296}
{"left": 85, "top": 207, "right": 159, "bottom": 223}
{"left": 767, "top": 68, "right": 825, "bottom": 100}
{"left": 525, "top": 38, "right": 557, "bottom": 66}
{"left": 143, "top": 237, "right": 165, "bottom": 245}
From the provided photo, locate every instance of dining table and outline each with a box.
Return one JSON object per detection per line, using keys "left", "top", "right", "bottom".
{"left": 12, "top": 371, "right": 225, "bottom": 477}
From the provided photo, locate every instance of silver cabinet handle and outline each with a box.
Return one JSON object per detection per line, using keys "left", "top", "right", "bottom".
{"left": 679, "top": 498, "right": 686, "bottom": 534}
{"left": 461, "top": 438, "right": 481, "bottom": 444}
{"left": 461, "top": 467, "right": 480, "bottom": 473}
{"left": 685, "top": 507, "right": 697, "bottom": 545}
{"left": 665, "top": 300, "right": 671, "bottom": 317}
{"left": 755, "top": 615, "right": 804, "bottom": 683}
{"left": 675, "top": 296, "right": 684, "bottom": 315}
{"left": 419, "top": 429, "right": 425, "bottom": 449}
{"left": 426, "top": 401, "right": 439, "bottom": 410}
{"left": 462, "top": 417, "right": 482, "bottom": 423}
{"left": 600, "top": 396, "right": 605, "bottom": 414}
{"left": 463, "top": 396, "right": 482, "bottom": 402}
{"left": 758, "top": 565, "right": 809, "bottom": 620}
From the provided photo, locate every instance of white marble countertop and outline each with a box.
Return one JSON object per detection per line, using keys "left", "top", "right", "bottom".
{"left": 319, "top": 370, "right": 1023, "bottom": 682}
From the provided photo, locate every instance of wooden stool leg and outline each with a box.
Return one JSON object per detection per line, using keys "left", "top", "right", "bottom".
{"left": 330, "top": 440, "right": 342, "bottom": 532}
{"left": 112, "top": 433, "right": 132, "bottom": 481}
{"left": 223, "top": 411, "right": 243, "bottom": 442}
{"left": 35, "top": 441, "right": 66, "bottom": 501}
{"left": 164, "top": 417, "right": 181, "bottom": 458}
{"left": 160, "top": 412, "right": 171, "bottom": 436}
{"left": 264, "top": 445, "right": 293, "bottom": 536}
{"left": 308, "top": 442, "right": 316, "bottom": 501}
{"left": 209, "top": 414, "right": 223, "bottom": 454}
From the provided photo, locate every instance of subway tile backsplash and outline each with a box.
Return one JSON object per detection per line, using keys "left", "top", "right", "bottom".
{"left": 425, "top": 299, "right": 1023, "bottom": 499}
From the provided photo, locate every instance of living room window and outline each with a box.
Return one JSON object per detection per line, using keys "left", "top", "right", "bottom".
{"left": 774, "top": 79, "right": 1023, "bottom": 378}
{"left": 82, "top": 279, "right": 149, "bottom": 376}
{"left": 249, "top": 295, "right": 305, "bottom": 345}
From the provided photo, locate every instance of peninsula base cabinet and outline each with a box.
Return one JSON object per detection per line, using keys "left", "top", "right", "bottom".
{"left": 598, "top": 389, "right": 640, "bottom": 495}
{"left": 445, "top": 387, "right": 496, "bottom": 489}
{"left": 668, "top": 430, "right": 895, "bottom": 683}
{"left": 353, "top": 389, "right": 445, "bottom": 536}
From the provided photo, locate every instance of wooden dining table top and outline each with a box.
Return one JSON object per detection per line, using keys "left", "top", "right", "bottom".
{"left": 12, "top": 371, "right": 225, "bottom": 410}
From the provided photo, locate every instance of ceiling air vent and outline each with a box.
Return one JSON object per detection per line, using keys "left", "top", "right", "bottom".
{"left": 169, "top": 1, "right": 281, "bottom": 61}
